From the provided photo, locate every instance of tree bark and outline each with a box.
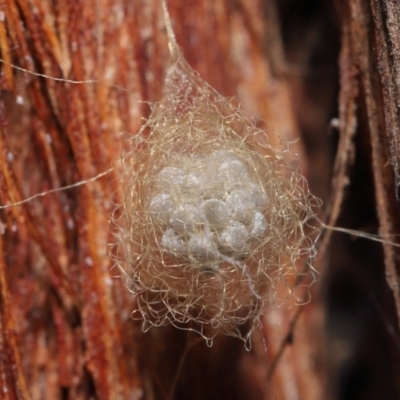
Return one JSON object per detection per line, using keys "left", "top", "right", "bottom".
{"left": 0, "top": 0, "right": 399, "bottom": 399}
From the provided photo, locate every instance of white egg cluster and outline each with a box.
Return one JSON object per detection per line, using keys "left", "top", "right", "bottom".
{"left": 149, "top": 151, "right": 268, "bottom": 269}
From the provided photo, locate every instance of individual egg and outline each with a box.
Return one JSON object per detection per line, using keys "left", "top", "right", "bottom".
{"left": 249, "top": 211, "right": 268, "bottom": 238}
{"left": 156, "top": 167, "right": 186, "bottom": 187}
{"left": 170, "top": 204, "right": 203, "bottom": 234}
{"left": 195, "top": 162, "right": 226, "bottom": 199}
{"left": 188, "top": 232, "right": 219, "bottom": 262}
{"left": 218, "top": 220, "right": 249, "bottom": 252}
{"left": 207, "top": 151, "right": 248, "bottom": 186}
{"left": 149, "top": 192, "right": 175, "bottom": 225}
{"left": 180, "top": 172, "right": 201, "bottom": 194}
{"left": 200, "top": 199, "right": 229, "bottom": 230}
{"left": 161, "top": 228, "right": 188, "bottom": 256}
{"left": 225, "top": 189, "right": 256, "bottom": 224}
{"left": 215, "top": 156, "right": 248, "bottom": 185}
{"left": 199, "top": 181, "right": 226, "bottom": 201}
{"left": 248, "top": 183, "right": 267, "bottom": 209}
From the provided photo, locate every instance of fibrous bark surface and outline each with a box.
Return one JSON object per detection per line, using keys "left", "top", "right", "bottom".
{"left": 0, "top": 0, "right": 399, "bottom": 399}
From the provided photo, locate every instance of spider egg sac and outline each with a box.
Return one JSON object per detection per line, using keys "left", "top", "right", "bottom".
{"left": 113, "top": 52, "right": 318, "bottom": 344}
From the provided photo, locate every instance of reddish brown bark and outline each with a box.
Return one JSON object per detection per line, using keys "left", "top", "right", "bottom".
{"left": 0, "top": 0, "right": 399, "bottom": 399}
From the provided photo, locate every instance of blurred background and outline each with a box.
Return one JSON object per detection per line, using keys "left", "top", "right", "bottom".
{"left": 0, "top": 0, "right": 399, "bottom": 399}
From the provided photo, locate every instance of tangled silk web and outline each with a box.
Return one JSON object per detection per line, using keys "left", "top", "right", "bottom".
{"left": 112, "top": 49, "right": 319, "bottom": 345}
